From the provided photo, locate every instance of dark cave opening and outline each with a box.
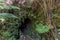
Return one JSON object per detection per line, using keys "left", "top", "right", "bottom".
{"left": 20, "top": 18, "right": 31, "bottom": 32}
{"left": 17, "top": 18, "right": 31, "bottom": 39}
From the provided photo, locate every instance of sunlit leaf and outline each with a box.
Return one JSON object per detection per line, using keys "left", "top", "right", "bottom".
{"left": 0, "top": 13, "right": 18, "bottom": 18}
{"left": 35, "top": 23, "right": 50, "bottom": 33}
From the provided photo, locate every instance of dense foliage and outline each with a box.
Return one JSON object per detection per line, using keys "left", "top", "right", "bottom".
{"left": 0, "top": 0, "right": 60, "bottom": 40}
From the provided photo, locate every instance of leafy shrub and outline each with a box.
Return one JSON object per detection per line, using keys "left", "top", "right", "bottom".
{"left": 0, "top": 13, "right": 19, "bottom": 40}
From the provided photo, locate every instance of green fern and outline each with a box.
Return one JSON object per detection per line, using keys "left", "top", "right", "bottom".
{"left": 0, "top": 13, "right": 19, "bottom": 40}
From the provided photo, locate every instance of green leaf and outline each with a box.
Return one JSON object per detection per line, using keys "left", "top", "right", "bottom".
{"left": 8, "top": 36, "right": 16, "bottom": 40}
{"left": 2, "top": 31, "right": 10, "bottom": 37}
{"left": 9, "top": 6, "right": 20, "bottom": 10}
{"left": 55, "top": 38, "right": 59, "bottom": 40}
{"left": 35, "top": 23, "right": 50, "bottom": 33}
{"left": 0, "top": 6, "right": 20, "bottom": 10}
{"left": 0, "top": 13, "right": 18, "bottom": 18}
